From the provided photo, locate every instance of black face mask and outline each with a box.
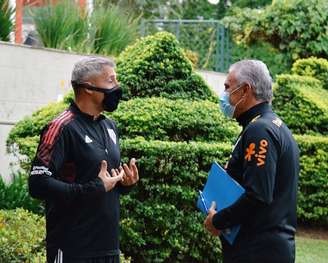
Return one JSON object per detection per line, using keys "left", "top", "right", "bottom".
{"left": 72, "top": 81, "right": 122, "bottom": 112}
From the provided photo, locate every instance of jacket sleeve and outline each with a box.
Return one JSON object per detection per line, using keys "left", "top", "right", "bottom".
{"left": 212, "top": 122, "right": 279, "bottom": 229}
{"left": 118, "top": 184, "right": 134, "bottom": 195}
{"left": 29, "top": 124, "right": 105, "bottom": 202}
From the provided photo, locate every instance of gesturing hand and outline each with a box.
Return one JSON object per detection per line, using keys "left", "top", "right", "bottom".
{"left": 120, "top": 158, "right": 139, "bottom": 186}
{"left": 204, "top": 202, "right": 221, "bottom": 236}
{"left": 98, "top": 160, "right": 123, "bottom": 192}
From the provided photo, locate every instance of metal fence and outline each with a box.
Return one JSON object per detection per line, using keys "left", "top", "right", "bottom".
{"left": 140, "top": 19, "right": 231, "bottom": 73}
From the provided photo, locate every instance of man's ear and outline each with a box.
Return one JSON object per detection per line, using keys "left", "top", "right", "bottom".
{"left": 83, "top": 82, "right": 94, "bottom": 95}
{"left": 84, "top": 88, "right": 93, "bottom": 95}
{"left": 243, "top": 83, "right": 252, "bottom": 97}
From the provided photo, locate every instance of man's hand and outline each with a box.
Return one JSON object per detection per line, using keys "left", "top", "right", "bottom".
{"left": 98, "top": 160, "right": 123, "bottom": 192}
{"left": 204, "top": 202, "right": 221, "bottom": 236}
{"left": 120, "top": 158, "right": 139, "bottom": 186}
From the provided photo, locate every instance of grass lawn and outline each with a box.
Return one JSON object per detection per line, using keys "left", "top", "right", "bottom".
{"left": 296, "top": 236, "right": 328, "bottom": 263}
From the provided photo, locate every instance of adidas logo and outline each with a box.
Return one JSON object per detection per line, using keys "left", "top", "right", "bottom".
{"left": 85, "top": 135, "right": 93, "bottom": 143}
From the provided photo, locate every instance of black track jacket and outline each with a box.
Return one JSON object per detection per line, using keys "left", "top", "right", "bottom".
{"left": 213, "top": 102, "right": 299, "bottom": 263}
{"left": 29, "top": 102, "right": 131, "bottom": 259}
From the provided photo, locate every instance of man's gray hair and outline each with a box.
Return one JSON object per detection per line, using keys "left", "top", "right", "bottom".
{"left": 229, "top": 59, "right": 273, "bottom": 102}
{"left": 71, "top": 56, "right": 115, "bottom": 83}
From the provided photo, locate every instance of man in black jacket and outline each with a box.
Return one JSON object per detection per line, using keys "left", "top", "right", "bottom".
{"left": 204, "top": 59, "right": 299, "bottom": 263}
{"left": 29, "top": 57, "right": 139, "bottom": 263}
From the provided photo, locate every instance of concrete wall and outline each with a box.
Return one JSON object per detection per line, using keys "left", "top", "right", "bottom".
{"left": 0, "top": 41, "right": 84, "bottom": 181}
{"left": 198, "top": 70, "right": 225, "bottom": 95}
{"left": 0, "top": 41, "right": 226, "bottom": 182}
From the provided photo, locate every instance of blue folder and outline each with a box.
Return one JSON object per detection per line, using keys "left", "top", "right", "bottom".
{"left": 197, "top": 162, "right": 245, "bottom": 245}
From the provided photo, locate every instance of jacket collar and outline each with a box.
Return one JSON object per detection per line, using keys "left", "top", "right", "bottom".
{"left": 69, "top": 102, "right": 105, "bottom": 122}
{"left": 236, "top": 102, "right": 272, "bottom": 129}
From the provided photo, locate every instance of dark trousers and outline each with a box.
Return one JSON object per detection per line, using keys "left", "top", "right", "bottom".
{"left": 222, "top": 231, "right": 295, "bottom": 263}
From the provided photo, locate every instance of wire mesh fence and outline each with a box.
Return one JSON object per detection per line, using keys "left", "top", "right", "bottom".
{"left": 140, "top": 19, "right": 231, "bottom": 72}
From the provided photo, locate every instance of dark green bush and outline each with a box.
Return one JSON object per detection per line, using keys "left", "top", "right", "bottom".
{"left": 111, "top": 97, "right": 239, "bottom": 142}
{"left": 120, "top": 138, "right": 231, "bottom": 262}
{"left": 292, "top": 57, "right": 328, "bottom": 90}
{"left": 7, "top": 97, "right": 239, "bottom": 170}
{"left": 0, "top": 173, "right": 43, "bottom": 214}
{"left": 119, "top": 134, "right": 328, "bottom": 261}
{"left": 0, "top": 209, "right": 46, "bottom": 263}
{"left": 273, "top": 74, "right": 328, "bottom": 135}
{"left": 116, "top": 31, "right": 216, "bottom": 101}
{"left": 295, "top": 135, "right": 328, "bottom": 225}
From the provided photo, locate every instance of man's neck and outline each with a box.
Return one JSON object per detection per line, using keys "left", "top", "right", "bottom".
{"left": 75, "top": 99, "right": 101, "bottom": 119}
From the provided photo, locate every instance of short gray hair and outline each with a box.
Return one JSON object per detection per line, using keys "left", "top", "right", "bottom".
{"left": 229, "top": 59, "right": 273, "bottom": 102}
{"left": 71, "top": 56, "right": 115, "bottom": 83}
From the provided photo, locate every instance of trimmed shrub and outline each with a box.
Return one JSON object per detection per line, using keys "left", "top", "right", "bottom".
{"left": 295, "top": 135, "right": 328, "bottom": 225}
{"left": 111, "top": 97, "right": 239, "bottom": 142}
{"left": 0, "top": 209, "right": 46, "bottom": 263}
{"left": 273, "top": 74, "right": 328, "bottom": 135}
{"left": 4, "top": 135, "right": 328, "bottom": 262}
{"left": 292, "top": 57, "right": 328, "bottom": 90}
{"left": 120, "top": 138, "right": 230, "bottom": 262}
{"left": 119, "top": 134, "right": 328, "bottom": 261}
{"left": 7, "top": 97, "right": 239, "bottom": 170}
{"left": 0, "top": 173, "right": 43, "bottom": 214}
{"left": 116, "top": 32, "right": 217, "bottom": 101}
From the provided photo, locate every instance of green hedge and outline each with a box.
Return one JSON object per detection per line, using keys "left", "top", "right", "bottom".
{"left": 273, "top": 74, "right": 328, "bottom": 135}
{"left": 116, "top": 32, "right": 216, "bottom": 101}
{"left": 7, "top": 97, "right": 239, "bottom": 170}
{"left": 118, "top": 134, "right": 328, "bottom": 261}
{"left": 295, "top": 135, "right": 328, "bottom": 225}
{"left": 120, "top": 138, "right": 231, "bottom": 262}
{"left": 6, "top": 125, "right": 328, "bottom": 261}
{"left": 292, "top": 57, "right": 328, "bottom": 90}
{"left": 0, "top": 209, "right": 46, "bottom": 263}
{"left": 111, "top": 97, "right": 239, "bottom": 142}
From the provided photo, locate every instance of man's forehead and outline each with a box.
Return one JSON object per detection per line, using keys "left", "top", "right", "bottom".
{"left": 224, "top": 71, "right": 237, "bottom": 87}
